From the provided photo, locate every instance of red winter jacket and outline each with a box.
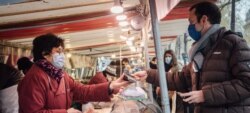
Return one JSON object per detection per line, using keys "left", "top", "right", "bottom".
{"left": 18, "top": 65, "right": 111, "bottom": 113}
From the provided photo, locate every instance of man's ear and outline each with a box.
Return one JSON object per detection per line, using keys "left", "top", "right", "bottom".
{"left": 201, "top": 15, "right": 209, "bottom": 24}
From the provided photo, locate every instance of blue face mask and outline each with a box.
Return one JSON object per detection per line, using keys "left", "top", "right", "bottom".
{"left": 52, "top": 53, "right": 65, "bottom": 69}
{"left": 188, "top": 24, "right": 201, "bottom": 41}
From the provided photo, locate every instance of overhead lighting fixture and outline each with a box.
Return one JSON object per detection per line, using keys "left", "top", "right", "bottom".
{"left": 111, "top": 6, "right": 123, "bottom": 14}
{"left": 66, "top": 53, "right": 72, "bottom": 58}
{"left": 119, "top": 21, "right": 129, "bottom": 27}
{"left": 139, "top": 53, "right": 142, "bottom": 57}
{"left": 130, "top": 46, "right": 136, "bottom": 52}
{"left": 126, "top": 40, "right": 133, "bottom": 46}
{"left": 109, "top": 38, "right": 115, "bottom": 42}
{"left": 111, "top": 54, "right": 116, "bottom": 58}
{"left": 110, "top": 0, "right": 123, "bottom": 14}
{"left": 140, "top": 41, "right": 144, "bottom": 47}
{"left": 65, "top": 44, "right": 71, "bottom": 48}
{"left": 116, "top": 14, "right": 127, "bottom": 21}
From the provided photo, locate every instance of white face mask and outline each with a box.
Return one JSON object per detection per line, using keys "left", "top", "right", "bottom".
{"left": 165, "top": 56, "right": 172, "bottom": 64}
{"left": 52, "top": 53, "right": 65, "bottom": 69}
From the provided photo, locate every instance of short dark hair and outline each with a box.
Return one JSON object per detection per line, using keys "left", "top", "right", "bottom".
{"left": 32, "top": 33, "right": 64, "bottom": 62}
{"left": 122, "top": 58, "right": 129, "bottom": 64}
{"left": 152, "top": 57, "right": 156, "bottom": 61}
{"left": 190, "top": 1, "right": 221, "bottom": 24}
{"left": 17, "top": 57, "right": 33, "bottom": 71}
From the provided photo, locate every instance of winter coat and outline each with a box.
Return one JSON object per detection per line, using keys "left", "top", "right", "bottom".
{"left": 0, "top": 63, "right": 22, "bottom": 113}
{"left": 18, "top": 65, "right": 111, "bottom": 113}
{"left": 146, "top": 28, "right": 250, "bottom": 113}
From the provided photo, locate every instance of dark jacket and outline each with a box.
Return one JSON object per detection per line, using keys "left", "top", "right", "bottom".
{"left": 0, "top": 63, "right": 22, "bottom": 90}
{"left": 146, "top": 28, "right": 250, "bottom": 113}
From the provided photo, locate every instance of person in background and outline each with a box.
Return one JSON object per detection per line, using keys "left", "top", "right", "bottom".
{"left": 121, "top": 58, "right": 132, "bottom": 75}
{"left": 0, "top": 62, "right": 22, "bottom": 113}
{"left": 155, "top": 50, "right": 184, "bottom": 113}
{"left": 18, "top": 33, "right": 130, "bottom": 113}
{"left": 17, "top": 57, "right": 33, "bottom": 75}
{"left": 150, "top": 57, "right": 158, "bottom": 102}
{"left": 133, "top": 1, "right": 250, "bottom": 113}
{"left": 163, "top": 50, "right": 178, "bottom": 72}
{"left": 149, "top": 57, "right": 157, "bottom": 69}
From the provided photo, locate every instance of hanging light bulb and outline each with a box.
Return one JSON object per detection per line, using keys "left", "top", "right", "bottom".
{"left": 130, "top": 46, "right": 136, "bottom": 52}
{"left": 126, "top": 40, "right": 133, "bottom": 46}
{"left": 66, "top": 53, "right": 72, "bottom": 58}
{"left": 111, "top": 54, "right": 116, "bottom": 58}
{"left": 110, "top": 0, "right": 123, "bottom": 14}
{"left": 116, "top": 14, "right": 127, "bottom": 21}
{"left": 140, "top": 41, "right": 144, "bottom": 47}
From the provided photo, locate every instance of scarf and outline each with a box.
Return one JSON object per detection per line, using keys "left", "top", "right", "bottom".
{"left": 188, "top": 24, "right": 221, "bottom": 71}
{"left": 35, "top": 59, "right": 64, "bottom": 83}
{"left": 164, "top": 63, "right": 172, "bottom": 72}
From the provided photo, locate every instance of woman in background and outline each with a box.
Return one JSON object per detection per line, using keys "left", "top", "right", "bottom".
{"left": 156, "top": 50, "right": 184, "bottom": 113}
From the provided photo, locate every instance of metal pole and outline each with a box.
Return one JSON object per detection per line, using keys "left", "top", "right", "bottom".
{"left": 231, "top": 0, "right": 236, "bottom": 31}
{"left": 149, "top": 0, "right": 171, "bottom": 113}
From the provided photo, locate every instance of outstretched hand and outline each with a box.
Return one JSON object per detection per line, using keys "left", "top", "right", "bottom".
{"left": 132, "top": 71, "right": 148, "bottom": 81}
{"left": 110, "top": 74, "right": 130, "bottom": 94}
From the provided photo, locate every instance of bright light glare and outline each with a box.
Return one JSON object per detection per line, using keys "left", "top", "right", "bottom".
{"left": 126, "top": 40, "right": 133, "bottom": 46}
{"left": 111, "top": 54, "right": 116, "bottom": 58}
{"left": 120, "top": 35, "right": 127, "bottom": 40}
{"left": 116, "top": 14, "right": 127, "bottom": 21}
{"left": 111, "top": 6, "right": 124, "bottom": 14}
{"left": 66, "top": 53, "right": 72, "bottom": 58}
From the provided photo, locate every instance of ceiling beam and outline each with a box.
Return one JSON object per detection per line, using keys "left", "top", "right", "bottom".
{"left": 68, "top": 41, "right": 125, "bottom": 51}
{"left": 0, "top": 11, "right": 136, "bottom": 40}
{"left": 0, "top": 1, "right": 113, "bottom": 17}
{"left": 68, "top": 36, "right": 176, "bottom": 51}
{"left": 161, "top": 0, "right": 217, "bottom": 21}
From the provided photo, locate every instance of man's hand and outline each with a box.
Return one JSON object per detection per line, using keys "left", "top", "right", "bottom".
{"left": 132, "top": 71, "right": 148, "bottom": 81}
{"left": 177, "top": 90, "right": 205, "bottom": 104}
{"left": 67, "top": 108, "right": 81, "bottom": 113}
{"left": 83, "top": 108, "right": 94, "bottom": 113}
{"left": 109, "top": 75, "right": 130, "bottom": 94}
